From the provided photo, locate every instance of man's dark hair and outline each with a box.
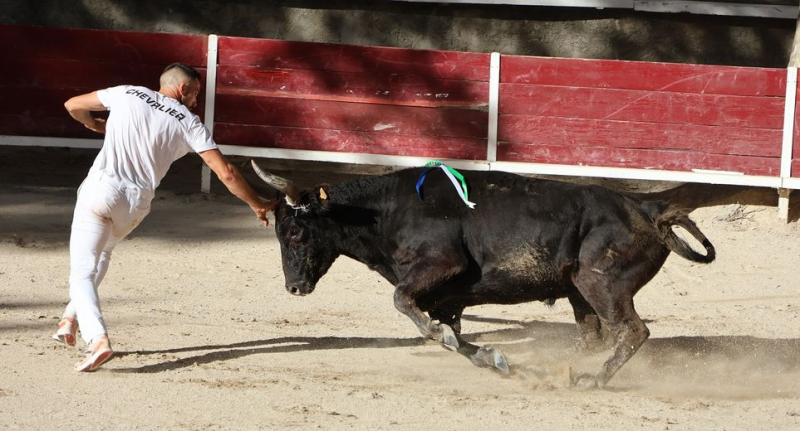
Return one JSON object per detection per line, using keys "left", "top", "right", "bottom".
{"left": 162, "top": 63, "right": 201, "bottom": 81}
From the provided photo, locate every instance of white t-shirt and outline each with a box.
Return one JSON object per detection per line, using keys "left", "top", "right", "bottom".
{"left": 91, "top": 85, "right": 217, "bottom": 192}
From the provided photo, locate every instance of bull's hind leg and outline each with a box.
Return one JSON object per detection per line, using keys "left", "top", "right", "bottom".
{"left": 568, "top": 293, "right": 620, "bottom": 354}
{"left": 570, "top": 273, "right": 651, "bottom": 389}
{"left": 588, "top": 302, "right": 648, "bottom": 389}
{"left": 567, "top": 293, "right": 608, "bottom": 354}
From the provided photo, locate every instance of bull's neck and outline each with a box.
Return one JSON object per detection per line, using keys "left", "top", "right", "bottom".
{"left": 328, "top": 177, "right": 397, "bottom": 282}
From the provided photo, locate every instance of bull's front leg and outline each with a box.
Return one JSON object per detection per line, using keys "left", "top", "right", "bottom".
{"left": 393, "top": 288, "right": 460, "bottom": 351}
{"left": 393, "top": 283, "right": 509, "bottom": 374}
{"left": 429, "top": 303, "right": 465, "bottom": 335}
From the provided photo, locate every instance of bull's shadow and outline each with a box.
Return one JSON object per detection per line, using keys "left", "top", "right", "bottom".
{"left": 108, "top": 316, "right": 573, "bottom": 374}
{"left": 110, "top": 315, "right": 800, "bottom": 397}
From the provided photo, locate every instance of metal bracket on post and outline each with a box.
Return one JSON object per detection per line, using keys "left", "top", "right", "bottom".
{"left": 487, "top": 52, "right": 501, "bottom": 164}
{"left": 201, "top": 34, "right": 219, "bottom": 194}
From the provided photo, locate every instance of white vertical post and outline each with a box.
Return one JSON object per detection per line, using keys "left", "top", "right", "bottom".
{"left": 487, "top": 52, "right": 501, "bottom": 163}
{"left": 779, "top": 66, "right": 797, "bottom": 221}
{"left": 201, "top": 34, "right": 219, "bottom": 193}
{"left": 778, "top": 188, "right": 792, "bottom": 220}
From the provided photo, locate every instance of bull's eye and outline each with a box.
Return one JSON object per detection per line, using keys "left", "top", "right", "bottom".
{"left": 289, "top": 226, "right": 303, "bottom": 242}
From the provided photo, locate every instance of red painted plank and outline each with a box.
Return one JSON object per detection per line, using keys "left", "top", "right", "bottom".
{"left": 497, "top": 143, "right": 779, "bottom": 176}
{"left": 217, "top": 37, "right": 490, "bottom": 82}
{"left": 216, "top": 65, "right": 489, "bottom": 108}
{"left": 215, "top": 94, "right": 487, "bottom": 140}
{"left": 214, "top": 123, "right": 488, "bottom": 160}
{"left": 0, "top": 24, "right": 207, "bottom": 66}
{"left": 500, "top": 84, "right": 784, "bottom": 129}
{"left": 0, "top": 88, "right": 206, "bottom": 124}
{"left": 792, "top": 160, "right": 800, "bottom": 177}
{"left": 0, "top": 114, "right": 95, "bottom": 138}
{"left": 0, "top": 88, "right": 84, "bottom": 117}
{"left": 0, "top": 59, "right": 167, "bottom": 90}
{"left": 499, "top": 115, "right": 782, "bottom": 158}
{"left": 501, "top": 55, "right": 786, "bottom": 97}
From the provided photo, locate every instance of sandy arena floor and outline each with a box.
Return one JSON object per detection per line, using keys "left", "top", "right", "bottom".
{"left": 1, "top": 147, "right": 799, "bottom": 430}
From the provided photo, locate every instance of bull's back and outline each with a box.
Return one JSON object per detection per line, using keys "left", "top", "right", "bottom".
{"left": 398, "top": 169, "right": 584, "bottom": 292}
{"left": 380, "top": 169, "right": 666, "bottom": 303}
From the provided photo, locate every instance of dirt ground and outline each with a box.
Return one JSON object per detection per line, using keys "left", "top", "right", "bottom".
{"left": 1, "top": 147, "right": 799, "bottom": 430}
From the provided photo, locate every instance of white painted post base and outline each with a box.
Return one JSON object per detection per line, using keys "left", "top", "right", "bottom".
{"left": 778, "top": 188, "right": 791, "bottom": 222}
{"left": 201, "top": 164, "right": 212, "bottom": 194}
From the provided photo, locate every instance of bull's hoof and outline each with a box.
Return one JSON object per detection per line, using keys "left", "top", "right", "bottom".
{"left": 570, "top": 373, "right": 599, "bottom": 390}
{"left": 471, "top": 347, "right": 510, "bottom": 374}
{"left": 439, "top": 324, "right": 459, "bottom": 352}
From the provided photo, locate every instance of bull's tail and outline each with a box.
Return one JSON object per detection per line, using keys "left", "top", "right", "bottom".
{"left": 655, "top": 207, "right": 716, "bottom": 263}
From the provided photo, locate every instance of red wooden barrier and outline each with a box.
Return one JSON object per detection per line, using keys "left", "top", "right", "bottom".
{"left": 0, "top": 25, "right": 207, "bottom": 139}
{"left": 214, "top": 36, "right": 491, "bottom": 160}
{"left": 0, "top": 25, "right": 797, "bottom": 192}
{"left": 497, "top": 55, "right": 787, "bottom": 177}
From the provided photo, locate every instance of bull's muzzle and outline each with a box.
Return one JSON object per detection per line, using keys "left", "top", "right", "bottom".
{"left": 286, "top": 282, "right": 315, "bottom": 296}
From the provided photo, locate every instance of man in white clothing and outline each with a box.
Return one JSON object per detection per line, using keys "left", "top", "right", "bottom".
{"left": 54, "top": 63, "right": 274, "bottom": 372}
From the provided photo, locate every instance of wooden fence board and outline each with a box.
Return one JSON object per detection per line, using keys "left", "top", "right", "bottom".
{"left": 215, "top": 94, "right": 486, "bottom": 139}
{"left": 218, "top": 37, "right": 490, "bottom": 81}
{"left": 0, "top": 88, "right": 88, "bottom": 117}
{"left": 216, "top": 65, "right": 489, "bottom": 108}
{"left": 499, "top": 115, "right": 782, "bottom": 158}
{"left": 0, "top": 87, "right": 205, "bottom": 137}
{"left": 214, "top": 123, "right": 488, "bottom": 160}
{"left": 500, "top": 84, "right": 784, "bottom": 129}
{"left": 0, "top": 58, "right": 164, "bottom": 90}
{"left": 501, "top": 55, "right": 786, "bottom": 97}
{"left": 0, "top": 115, "right": 96, "bottom": 138}
{"left": 1, "top": 25, "right": 206, "bottom": 66}
{"left": 497, "top": 143, "right": 780, "bottom": 176}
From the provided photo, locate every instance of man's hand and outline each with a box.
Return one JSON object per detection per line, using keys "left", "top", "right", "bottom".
{"left": 255, "top": 207, "right": 269, "bottom": 227}
{"left": 254, "top": 199, "right": 278, "bottom": 227}
{"left": 199, "top": 149, "right": 278, "bottom": 227}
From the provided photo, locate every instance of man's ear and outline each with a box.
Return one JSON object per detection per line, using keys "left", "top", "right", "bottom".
{"left": 176, "top": 82, "right": 188, "bottom": 98}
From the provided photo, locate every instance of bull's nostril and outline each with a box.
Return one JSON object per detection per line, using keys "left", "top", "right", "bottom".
{"left": 290, "top": 287, "right": 299, "bottom": 295}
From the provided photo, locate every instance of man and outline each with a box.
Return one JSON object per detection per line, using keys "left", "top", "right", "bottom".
{"left": 53, "top": 63, "right": 274, "bottom": 372}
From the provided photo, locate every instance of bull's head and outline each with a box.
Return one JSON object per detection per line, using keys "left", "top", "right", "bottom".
{"left": 251, "top": 161, "right": 339, "bottom": 296}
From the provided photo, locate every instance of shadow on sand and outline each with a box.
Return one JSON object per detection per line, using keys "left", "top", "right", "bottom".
{"left": 109, "top": 315, "right": 800, "bottom": 398}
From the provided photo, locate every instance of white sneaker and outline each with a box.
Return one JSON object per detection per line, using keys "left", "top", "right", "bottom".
{"left": 52, "top": 317, "right": 77, "bottom": 347}
{"left": 74, "top": 335, "right": 113, "bottom": 372}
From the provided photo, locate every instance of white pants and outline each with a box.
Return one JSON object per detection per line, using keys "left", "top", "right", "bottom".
{"left": 62, "top": 171, "right": 152, "bottom": 344}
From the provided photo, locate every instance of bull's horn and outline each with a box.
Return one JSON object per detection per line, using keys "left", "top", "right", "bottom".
{"left": 250, "top": 160, "right": 301, "bottom": 206}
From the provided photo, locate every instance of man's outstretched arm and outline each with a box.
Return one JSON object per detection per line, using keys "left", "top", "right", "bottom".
{"left": 199, "top": 149, "right": 276, "bottom": 226}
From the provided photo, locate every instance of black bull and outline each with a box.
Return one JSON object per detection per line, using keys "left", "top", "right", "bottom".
{"left": 252, "top": 162, "right": 715, "bottom": 389}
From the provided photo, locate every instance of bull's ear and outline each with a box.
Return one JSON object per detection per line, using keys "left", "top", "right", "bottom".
{"left": 317, "top": 185, "right": 332, "bottom": 213}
